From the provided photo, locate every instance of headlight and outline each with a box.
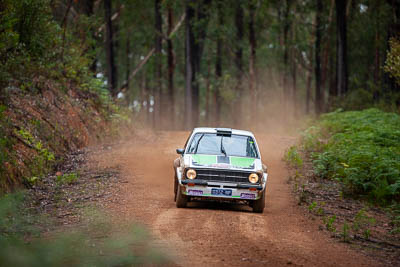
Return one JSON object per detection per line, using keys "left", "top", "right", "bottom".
{"left": 249, "top": 173, "right": 259, "bottom": 183}
{"left": 186, "top": 169, "right": 197, "bottom": 179}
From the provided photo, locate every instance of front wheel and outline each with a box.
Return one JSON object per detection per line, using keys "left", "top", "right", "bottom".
{"left": 252, "top": 191, "right": 265, "bottom": 213}
{"left": 176, "top": 184, "right": 187, "bottom": 208}
{"left": 174, "top": 178, "right": 178, "bottom": 201}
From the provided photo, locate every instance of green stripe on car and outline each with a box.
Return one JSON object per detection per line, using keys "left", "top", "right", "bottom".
{"left": 192, "top": 154, "right": 217, "bottom": 165}
{"left": 230, "top": 157, "right": 255, "bottom": 168}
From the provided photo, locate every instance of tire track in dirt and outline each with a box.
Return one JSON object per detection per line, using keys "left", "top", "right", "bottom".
{"left": 92, "top": 131, "right": 381, "bottom": 266}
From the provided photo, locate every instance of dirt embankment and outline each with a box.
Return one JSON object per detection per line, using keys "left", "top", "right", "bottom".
{"left": 1, "top": 81, "right": 114, "bottom": 191}
{"left": 89, "top": 130, "right": 382, "bottom": 266}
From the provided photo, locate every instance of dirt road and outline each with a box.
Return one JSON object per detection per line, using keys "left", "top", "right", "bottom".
{"left": 92, "top": 131, "right": 379, "bottom": 266}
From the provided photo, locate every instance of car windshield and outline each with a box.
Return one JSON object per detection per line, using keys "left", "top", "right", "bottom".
{"left": 186, "top": 133, "right": 259, "bottom": 158}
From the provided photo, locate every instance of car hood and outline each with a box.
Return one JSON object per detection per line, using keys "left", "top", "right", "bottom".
{"left": 183, "top": 154, "right": 262, "bottom": 171}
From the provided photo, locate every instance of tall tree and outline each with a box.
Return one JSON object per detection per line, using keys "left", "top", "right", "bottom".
{"left": 104, "top": 0, "right": 117, "bottom": 96}
{"left": 248, "top": 0, "right": 257, "bottom": 116}
{"left": 154, "top": 0, "right": 162, "bottom": 128}
{"left": 323, "top": 0, "right": 335, "bottom": 99}
{"left": 282, "top": 0, "right": 292, "bottom": 108}
{"left": 184, "top": 0, "right": 195, "bottom": 128}
{"left": 336, "top": 0, "right": 348, "bottom": 96}
{"left": 125, "top": 35, "right": 130, "bottom": 92}
{"left": 184, "top": 0, "right": 210, "bottom": 128}
{"left": 167, "top": 6, "right": 175, "bottom": 128}
{"left": 315, "top": 0, "right": 323, "bottom": 114}
{"left": 234, "top": 0, "right": 244, "bottom": 126}
{"left": 215, "top": 0, "right": 223, "bottom": 126}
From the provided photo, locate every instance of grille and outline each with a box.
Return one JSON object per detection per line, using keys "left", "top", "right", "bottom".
{"left": 195, "top": 169, "right": 253, "bottom": 184}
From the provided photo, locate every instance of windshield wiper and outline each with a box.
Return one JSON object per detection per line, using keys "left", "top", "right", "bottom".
{"left": 220, "top": 136, "right": 227, "bottom": 157}
{"left": 194, "top": 134, "right": 205, "bottom": 154}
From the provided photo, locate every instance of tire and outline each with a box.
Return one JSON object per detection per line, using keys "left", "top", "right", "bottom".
{"left": 174, "top": 177, "right": 178, "bottom": 202}
{"left": 176, "top": 184, "right": 187, "bottom": 208}
{"left": 252, "top": 191, "right": 265, "bottom": 213}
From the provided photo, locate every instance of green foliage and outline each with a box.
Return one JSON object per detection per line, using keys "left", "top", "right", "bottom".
{"left": 308, "top": 201, "right": 325, "bottom": 216}
{"left": 0, "top": 106, "right": 14, "bottom": 188}
{"left": 0, "top": 193, "right": 166, "bottom": 266}
{"left": 302, "top": 109, "right": 400, "bottom": 205}
{"left": 15, "top": 128, "right": 55, "bottom": 184}
{"left": 0, "top": 0, "right": 61, "bottom": 87}
{"left": 0, "top": 192, "right": 38, "bottom": 238}
{"left": 352, "top": 208, "right": 375, "bottom": 239}
{"left": 341, "top": 221, "right": 350, "bottom": 242}
{"left": 284, "top": 146, "right": 303, "bottom": 168}
{"left": 323, "top": 215, "right": 337, "bottom": 232}
{"left": 389, "top": 204, "right": 400, "bottom": 234}
{"left": 308, "top": 201, "right": 317, "bottom": 212}
{"left": 56, "top": 172, "right": 78, "bottom": 185}
{"left": 384, "top": 38, "right": 400, "bottom": 86}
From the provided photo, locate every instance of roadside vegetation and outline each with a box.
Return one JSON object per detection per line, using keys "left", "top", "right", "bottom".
{"left": 301, "top": 108, "right": 400, "bottom": 205}
{"left": 284, "top": 108, "right": 400, "bottom": 263}
{"left": 0, "top": 0, "right": 131, "bottom": 192}
{"left": 0, "top": 193, "right": 165, "bottom": 266}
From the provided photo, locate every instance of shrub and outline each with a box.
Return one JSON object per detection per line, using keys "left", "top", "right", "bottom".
{"left": 284, "top": 146, "right": 303, "bottom": 168}
{"left": 302, "top": 108, "right": 400, "bottom": 205}
{"left": 0, "top": 193, "right": 166, "bottom": 266}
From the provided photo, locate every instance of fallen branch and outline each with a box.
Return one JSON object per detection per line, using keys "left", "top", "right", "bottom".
{"left": 96, "top": 4, "right": 125, "bottom": 36}
{"left": 118, "top": 13, "right": 186, "bottom": 93}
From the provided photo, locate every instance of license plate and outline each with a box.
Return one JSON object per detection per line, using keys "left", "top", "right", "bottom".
{"left": 211, "top": 188, "right": 232, "bottom": 196}
{"left": 188, "top": 189, "right": 203, "bottom": 196}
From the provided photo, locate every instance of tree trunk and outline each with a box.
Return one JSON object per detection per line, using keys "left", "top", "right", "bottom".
{"left": 234, "top": 0, "right": 243, "bottom": 126}
{"left": 184, "top": 0, "right": 195, "bottom": 128}
{"left": 315, "top": 0, "right": 323, "bottom": 114}
{"left": 290, "top": 4, "right": 298, "bottom": 113}
{"left": 283, "top": 0, "right": 291, "bottom": 109}
{"left": 125, "top": 36, "right": 130, "bottom": 93}
{"left": 291, "top": 51, "right": 297, "bottom": 112}
{"left": 306, "top": 16, "right": 316, "bottom": 114}
{"left": 215, "top": 0, "right": 223, "bottom": 126}
{"left": 323, "top": 0, "right": 335, "bottom": 99}
{"left": 104, "top": 0, "right": 117, "bottom": 96}
{"left": 167, "top": 7, "right": 175, "bottom": 129}
{"left": 184, "top": 0, "right": 211, "bottom": 128}
{"left": 249, "top": 0, "right": 257, "bottom": 118}
{"left": 154, "top": 0, "right": 162, "bottom": 129}
{"left": 336, "top": 0, "right": 348, "bottom": 96}
{"left": 205, "top": 49, "right": 211, "bottom": 125}
{"left": 383, "top": 0, "right": 400, "bottom": 93}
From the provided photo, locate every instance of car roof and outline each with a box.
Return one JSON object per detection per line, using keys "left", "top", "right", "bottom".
{"left": 192, "top": 127, "right": 255, "bottom": 138}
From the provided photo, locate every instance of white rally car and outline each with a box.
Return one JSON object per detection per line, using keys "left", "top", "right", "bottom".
{"left": 174, "top": 128, "right": 268, "bottom": 213}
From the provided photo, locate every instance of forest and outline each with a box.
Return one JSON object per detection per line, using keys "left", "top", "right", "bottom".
{"left": 2, "top": 0, "right": 399, "bottom": 130}
{"left": 1, "top": 0, "right": 400, "bottom": 265}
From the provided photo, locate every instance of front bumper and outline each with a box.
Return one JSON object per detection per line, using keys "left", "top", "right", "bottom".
{"left": 180, "top": 179, "right": 264, "bottom": 200}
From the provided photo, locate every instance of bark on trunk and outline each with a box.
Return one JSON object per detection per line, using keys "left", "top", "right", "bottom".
{"left": 154, "top": 0, "right": 162, "bottom": 129}
{"left": 215, "top": 0, "right": 223, "bottom": 126}
{"left": 336, "top": 0, "right": 348, "bottom": 96}
{"left": 234, "top": 0, "right": 243, "bottom": 126}
{"left": 249, "top": 0, "right": 257, "bottom": 118}
{"left": 306, "top": 17, "right": 316, "bottom": 114}
{"left": 184, "top": 0, "right": 211, "bottom": 128}
{"left": 184, "top": 0, "right": 195, "bottom": 128}
{"left": 315, "top": 0, "right": 323, "bottom": 114}
{"left": 167, "top": 7, "right": 175, "bottom": 129}
{"left": 283, "top": 0, "right": 291, "bottom": 109}
{"left": 323, "top": 0, "right": 335, "bottom": 99}
{"left": 125, "top": 36, "right": 130, "bottom": 92}
{"left": 104, "top": 0, "right": 117, "bottom": 96}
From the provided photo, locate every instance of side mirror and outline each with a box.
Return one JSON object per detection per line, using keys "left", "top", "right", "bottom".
{"left": 176, "top": 148, "right": 184, "bottom": 155}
